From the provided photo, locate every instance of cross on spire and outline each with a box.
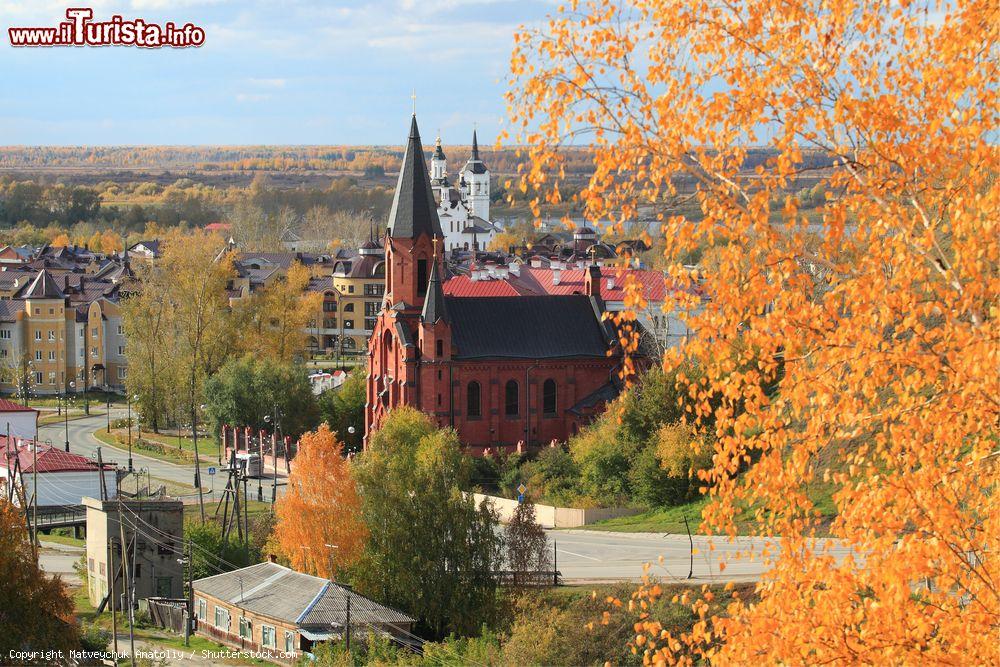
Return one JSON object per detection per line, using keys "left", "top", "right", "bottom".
{"left": 411, "top": 89, "right": 417, "bottom": 115}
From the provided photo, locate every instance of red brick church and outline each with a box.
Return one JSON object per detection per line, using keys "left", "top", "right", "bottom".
{"left": 364, "top": 116, "right": 638, "bottom": 451}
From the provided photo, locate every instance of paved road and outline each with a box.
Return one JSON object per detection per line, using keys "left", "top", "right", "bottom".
{"left": 41, "top": 414, "right": 853, "bottom": 584}
{"left": 38, "top": 540, "right": 84, "bottom": 585}
{"left": 551, "top": 529, "right": 852, "bottom": 583}
{"left": 39, "top": 412, "right": 203, "bottom": 488}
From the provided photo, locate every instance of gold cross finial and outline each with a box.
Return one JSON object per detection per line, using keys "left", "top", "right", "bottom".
{"left": 432, "top": 236, "right": 440, "bottom": 259}
{"left": 411, "top": 89, "right": 417, "bottom": 115}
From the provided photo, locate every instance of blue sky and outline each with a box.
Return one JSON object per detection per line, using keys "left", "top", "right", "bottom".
{"left": 0, "top": 0, "right": 555, "bottom": 145}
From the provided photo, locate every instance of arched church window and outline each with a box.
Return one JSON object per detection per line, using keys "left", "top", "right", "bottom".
{"left": 417, "top": 258, "right": 428, "bottom": 296}
{"left": 505, "top": 380, "right": 519, "bottom": 416}
{"left": 543, "top": 379, "right": 557, "bottom": 415}
{"left": 467, "top": 381, "right": 481, "bottom": 418}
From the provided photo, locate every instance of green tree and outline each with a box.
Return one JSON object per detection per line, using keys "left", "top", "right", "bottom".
{"left": 203, "top": 355, "right": 320, "bottom": 439}
{"left": 185, "top": 520, "right": 254, "bottom": 580}
{"left": 317, "top": 372, "right": 365, "bottom": 453}
{"left": 354, "top": 408, "right": 505, "bottom": 639}
{"left": 505, "top": 500, "right": 551, "bottom": 582}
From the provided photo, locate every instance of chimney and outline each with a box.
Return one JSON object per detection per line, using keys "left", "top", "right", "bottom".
{"left": 470, "top": 269, "right": 480, "bottom": 282}
{"left": 509, "top": 263, "right": 520, "bottom": 277}
{"left": 530, "top": 257, "right": 542, "bottom": 268}
{"left": 585, "top": 264, "right": 601, "bottom": 297}
{"left": 552, "top": 269, "right": 562, "bottom": 286}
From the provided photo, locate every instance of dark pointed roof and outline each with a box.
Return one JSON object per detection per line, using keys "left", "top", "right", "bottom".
{"left": 433, "top": 136, "right": 446, "bottom": 161}
{"left": 21, "top": 269, "right": 64, "bottom": 299}
{"left": 387, "top": 116, "right": 443, "bottom": 239}
{"left": 421, "top": 261, "right": 448, "bottom": 324}
{"left": 465, "top": 129, "right": 488, "bottom": 175}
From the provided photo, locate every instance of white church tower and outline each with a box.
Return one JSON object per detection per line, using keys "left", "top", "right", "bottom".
{"left": 430, "top": 135, "right": 448, "bottom": 189}
{"left": 462, "top": 130, "right": 490, "bottom": 221}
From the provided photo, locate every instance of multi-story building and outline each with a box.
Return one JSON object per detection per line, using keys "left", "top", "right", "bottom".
{"left": 0, "top": 245, "right": 133, "bottom": 396}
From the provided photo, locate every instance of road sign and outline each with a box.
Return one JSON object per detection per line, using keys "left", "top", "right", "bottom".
{"left": 517, "top": 494, "right": 524, "bottom": 504}
{"left": 517, "top": 483, "right": 526, "bottom": 495}
{"left": 207, "top": 466, "right": 217, "bottom": 476}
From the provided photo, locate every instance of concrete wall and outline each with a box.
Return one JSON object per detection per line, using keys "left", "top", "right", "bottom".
{"left": 470, "top": 492, "right": 639, "bottom": 529}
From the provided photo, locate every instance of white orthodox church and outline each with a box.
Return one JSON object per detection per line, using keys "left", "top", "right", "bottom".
{"left": 429, "top": 130, "right": 501, "bottom": 252}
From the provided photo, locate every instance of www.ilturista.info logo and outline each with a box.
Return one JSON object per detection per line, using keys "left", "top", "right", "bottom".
{"left": 8, "top": 8, "right": 205, "bottom": 48}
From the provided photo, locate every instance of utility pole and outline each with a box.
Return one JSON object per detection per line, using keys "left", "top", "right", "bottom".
{"left": 97, "top": 447, "right": 107, "bottom": 501}
{"left": 553, "top": 539, "right": 558, "bottom": 586}
{"left": 683, "top": 515, "right": 694, "bottom": 579}
{"left": 185, "top": 539, "right": 193, "bottom": 646}
{"left": 345, "top": 588, "right": 352, "bottom": 654}
{"left": 109, "top": 536, "right": 119, "bottom": 656}
{"left": 118, "top": 495, "right": 136, "bottom": 667}
{"left": 31, "top": 439, "right": 38, "bottom": 553}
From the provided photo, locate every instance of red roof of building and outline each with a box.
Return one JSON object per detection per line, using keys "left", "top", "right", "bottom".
{"left": 1, "top": 439, "right": 112, "bottom": 473}
{"left": 0, "top": 398, "right": 37, "bottom": 413}
{"left": 443, "top": 266, "right": 671, "bottom": 302}
{"left": 204, "top": 222, "right": 232, "bottom": 232}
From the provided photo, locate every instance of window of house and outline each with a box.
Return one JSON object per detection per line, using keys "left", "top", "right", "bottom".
{"left": 99, "top": 562, "right": 106, "bottom": 576}
{"left": 323, "top": 301, "right": 337, "bottom": 312}
{"left": 34, "top": 330, "right": 41, "bottom": 341}
{"left": 48, "top": 351, "right": 55, "bottom": 361}
{"left": 467, "top": 381, "right": 481, "bottom": 418}
{"left": 343, "top": 320, "right": 354, "bottom": 330}
{"left": 239, "top": 616, "right": 253, "bottom": 640}
{"left": 117, "top": 325, "right": 124, "bottom": 335}
{"left": 92, "top": 328, "right": 98, "bottom": 337}
{"left": 197, "top": 598, "right": 207, "bottom": 621}
{"left": 284, "top": 631, "right": 295, "bottom": 653}
{"left": 348, "top": 285, "right": 354, "bottom": 293}
{"left": 543, "top": 379, "right": 557, "bottom": 415}
{"left": 0, "top": 330, "right": 9, "bottom": 339}
{"left": 88, "top": 558, "right": 94, "bottom": 572}
{"left": 214, "top": 606, "right": 230, "bottom": 630}
{"left": 34, "top": 351, "right": 42, "bottom": 361}
{"left": 34, "top": 372, "right": 43, "bottom": 384}
{"left": 48, "top": 308, "right": 53, "bottom": 315}
{"left": 417, "top": 259, "right": 428, "bottom": 295}
{"left": 505, "top": 380, "right": 519, "bottom": 416}
{"left": 343, "top": 303, "right": 354, "bottom": 312}
{"left": 118, "top": 367, "right": 127, "bottom": 380}
{"left": 118, "top": 346, "right": 125, "bottom": 356}
{"left": 436, "top": 339, "right": 443, "bottom": 357}
{"left": 0, "top": 350, "right": 6, "bottom": 359}
{"left": 261, "top": 625, "right": 277, "bottom": 648}
{"left": 91, "top": 347, "right": 98, "bottom": 358}
{"left": 364, "top": 301, "right": 379, "bottom": 316}
{"left": 48, "top": 330, "right": 55, "bottom": 340}
{"left": 364, "top": 318, "right": 376, "bottom": 331}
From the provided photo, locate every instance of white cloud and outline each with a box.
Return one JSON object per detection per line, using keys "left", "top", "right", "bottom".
{"left": 235, "top": 92, "right": 271, "bottom": 103}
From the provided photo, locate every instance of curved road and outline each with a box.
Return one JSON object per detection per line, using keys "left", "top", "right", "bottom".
{"left": 42, "top": 413, "right": 851, "bottom": 583}
{"left": 39, "top": 412, "right": 207, "bottom": 488}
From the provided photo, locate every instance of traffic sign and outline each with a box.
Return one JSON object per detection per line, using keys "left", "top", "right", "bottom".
{"left": 517, "top": 483, "right": 526, "bottom": 495}
{"left": 207, "top": 466, "right": 217, "bottom": 476}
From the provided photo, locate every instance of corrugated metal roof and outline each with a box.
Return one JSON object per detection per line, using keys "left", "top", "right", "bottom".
{"left": 194, "top": 562, "right": 413, "bottom": 627}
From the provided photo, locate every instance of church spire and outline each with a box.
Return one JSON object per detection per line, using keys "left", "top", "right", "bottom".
{"left": 387, "top": 115, "right": 444, "bottom": 239}
{"left": 471, "top": 128, "right": 480, "bottom": 160}
{"left": 421, "top": 258, "right": 448, "bottom": 324}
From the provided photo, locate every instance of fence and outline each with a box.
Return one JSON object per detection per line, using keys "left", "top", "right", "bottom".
{"left": 146, "top": 598, "right": 188, "bottom": 634}
{"left": 469, "top": 493, "right": 640, "bottom": 528}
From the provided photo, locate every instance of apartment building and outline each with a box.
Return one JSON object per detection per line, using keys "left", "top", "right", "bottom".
{"left": 0, "top": 245, "right": 132, "bottom": 396}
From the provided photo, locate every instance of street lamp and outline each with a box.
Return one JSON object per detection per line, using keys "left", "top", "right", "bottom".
{"left": 64, "top": 381, "right": 75, "bottom": 452}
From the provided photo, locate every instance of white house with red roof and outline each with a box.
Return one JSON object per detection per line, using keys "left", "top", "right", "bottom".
{"left": 0, "top": 398, "right": 39, "bottom": 440}
{"left": 2, "top": 439, "right": 117, "bottom": 507}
